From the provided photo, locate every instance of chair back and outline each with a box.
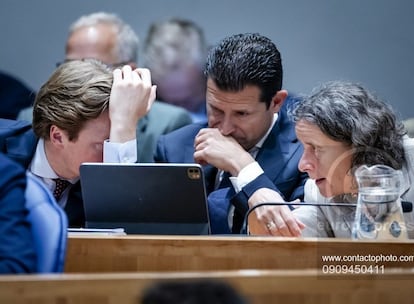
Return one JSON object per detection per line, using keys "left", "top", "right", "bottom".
{"left": 25, "top": 172, "right": 68, "bottom": 273}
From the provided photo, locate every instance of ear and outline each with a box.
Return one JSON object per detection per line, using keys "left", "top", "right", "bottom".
{"left": 49, "top": 125, "right": 67, "bottom": 148}
{"left": 270, "top": 89, "right": 288, "bottom": 113}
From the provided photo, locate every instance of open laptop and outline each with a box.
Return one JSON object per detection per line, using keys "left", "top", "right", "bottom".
{"left": 79, "top": 163, "right": 210, "bottom": 235}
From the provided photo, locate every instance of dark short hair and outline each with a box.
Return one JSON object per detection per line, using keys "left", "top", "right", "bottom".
{"left": 141, "top": 279, "right": 248, "bottom": 304}
{"left": 290, "top": 80, "right": 406, "bottom": 171}
{"left": 204, "top": 33, "right": 283, "bottom": 108}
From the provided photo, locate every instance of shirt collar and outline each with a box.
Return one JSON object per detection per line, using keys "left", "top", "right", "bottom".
{"left": 255, "top": 113, "right": 278, "bottom": 149}
{"left": 29, "top": 138, "right": 59, "bottom": 179}
{"left": 29, "top": 138, "right": 77, "bottom": 183}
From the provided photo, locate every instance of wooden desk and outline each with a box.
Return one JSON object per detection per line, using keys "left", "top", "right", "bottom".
{"left": 1, "top": 269, "right": 413, "bottom": 304}
{"left": 65, "top": 235, "right": 414, "bottom": 272}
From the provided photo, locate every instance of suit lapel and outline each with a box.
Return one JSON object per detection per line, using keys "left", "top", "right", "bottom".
{"left": 256, "top": 113, "right": 300, "bottom": 183}
{"left": 203, "top": 164, "right": 218, "bottom": 194}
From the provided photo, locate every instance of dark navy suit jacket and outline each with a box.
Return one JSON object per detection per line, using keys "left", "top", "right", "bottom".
{"left": 0, "top": 119, "right": 84, "bottom": 227}
{"left": 155, "top": 99, "right": 308, "bottom": 234}
{"left": 0, "top": 152, "right": 36, "bottom": 273}
{"left": 0, "top": 71, "right": 35, "bottom": 120}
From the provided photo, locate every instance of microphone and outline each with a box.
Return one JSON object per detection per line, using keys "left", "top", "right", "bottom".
{"left": 243, "top": 201, "right": 357, "bottom": 234}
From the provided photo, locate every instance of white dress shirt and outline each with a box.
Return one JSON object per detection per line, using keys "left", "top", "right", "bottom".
{"left": 29, "top": 138, "right": 137, "bottom": 208}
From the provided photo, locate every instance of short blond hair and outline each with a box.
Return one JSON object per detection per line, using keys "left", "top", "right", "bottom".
{"left": 33, "top": 59, "right": 112, "bottom": 141}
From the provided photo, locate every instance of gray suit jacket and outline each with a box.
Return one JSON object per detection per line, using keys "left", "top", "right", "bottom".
{"left": 18, "top": 101, "right": 192, "bottom": 163}
{"left": 136, "top": 101, "right": 192, "bottom": 162}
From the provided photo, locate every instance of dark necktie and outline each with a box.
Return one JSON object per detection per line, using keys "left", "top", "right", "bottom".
{"left": 232, "top": 207, "right": 245, "bottom": 234}
{"left": 232, "top": 146, "right": 260, "bottom": 233}
{"left": 53, "top": 178, "right": 70, "bottom": 201}
{"left": 217, "top": 171, "right": 232, "bottom": 189}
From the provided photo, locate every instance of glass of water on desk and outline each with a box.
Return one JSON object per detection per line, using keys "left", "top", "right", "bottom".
{"left": 352, "top": 164, "right": 408, "bottom": 240}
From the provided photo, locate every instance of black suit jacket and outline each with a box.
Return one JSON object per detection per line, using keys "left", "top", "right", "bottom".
{"left": 0, "top": 118, "right": 85, "bottom": 227}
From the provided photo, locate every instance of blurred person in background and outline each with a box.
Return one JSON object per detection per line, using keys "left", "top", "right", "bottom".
{"left": 18, "top": 12, "right": 191, "bottom": 162}
{"left": 141, "top": 279, "right": 248, "bottom": 304}
{"left": 144, "top": 18, "right": 208, "bottom": 123}
{"left": 0, "top": 71, "right": 35, "bottom": 120}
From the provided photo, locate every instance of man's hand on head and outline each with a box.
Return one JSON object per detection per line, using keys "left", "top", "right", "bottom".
{"left": 109, "top": 66, "right": 156, "bottom": 142}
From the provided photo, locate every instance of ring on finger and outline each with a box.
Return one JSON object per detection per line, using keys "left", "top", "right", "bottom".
{"left": 266, "top": 221, "right": 276, "bottom": 230}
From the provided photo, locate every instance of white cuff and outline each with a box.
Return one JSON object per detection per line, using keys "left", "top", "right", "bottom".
{"left": 103, "top": 139, "right": 137, "bottom": 163}
{"left": 230, "top": 161, "right": 264, "bottom": 193}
